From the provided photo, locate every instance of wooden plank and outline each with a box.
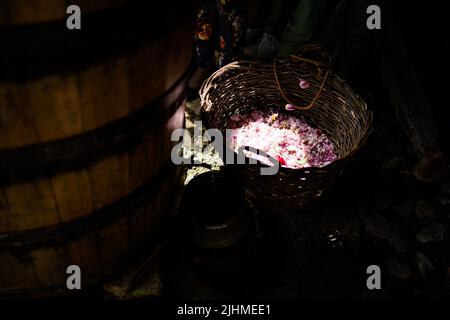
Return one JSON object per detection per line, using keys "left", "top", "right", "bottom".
{"left": 0, "top": 251, "right": 39, "bottom": 289}
{"left": 30, "top": 246, "right": 70, "bottom": 287}
{"left": 0, "top": 2, "right": 8, "bottom": 27}
{"left": 74, "top": 0, "right": 129, "bottom": 13}
{"left": 98, "top": 216, "right": 130, "bottom": 269}
{"left": 25, "top": 74, "right": 82, "bottom": 144}
{"left": 128, "top": 137, "right": 149, "bottom": 193}
{"left": 0, "top": 82, "right": 40, "bottom": 149}
{"left": 0, "top": 189, "right": 12, "bottom": 231}
{"left": 88, "top": 152, "right": 130, "bottom": 211}
{"left": 128, "top": 41, "right": 168, "bottom": 111}
{"left": 5, "top": 0, "right": 66, "bottom": 25}
{"left": 2, "top": 179, "right": 60, "bottom": 232}
{"left": 50, "top": 169, "right": 94, "bottom": 223}
{"left": 165, "top": 20, "right": 194, "bottom": 89}
{"left": 79, "top": 56, "right": 130, "bottom": 132}
{"left": 67, "top": 232, "right": 101, "bottom": 280}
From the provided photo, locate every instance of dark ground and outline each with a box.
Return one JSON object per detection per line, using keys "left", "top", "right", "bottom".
{"left": 82, "top": 1, "right": 450, "bottom": 300}
{"left": 160, "top": 87, "right": 450, "bottom": 300}
{"left": 78, "top": 81, "right": 450, "bottom": 300}
{"left": 158, "top": 2, "right": 450, "bottom": 299}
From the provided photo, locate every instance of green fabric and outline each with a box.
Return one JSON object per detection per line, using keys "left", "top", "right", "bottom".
{"left": 277, "top": 0, "right": 330, "bottom": 56}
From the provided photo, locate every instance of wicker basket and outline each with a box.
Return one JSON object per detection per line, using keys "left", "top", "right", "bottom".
{"left": 199, "top": 47, "right": 372, "bottom": 211}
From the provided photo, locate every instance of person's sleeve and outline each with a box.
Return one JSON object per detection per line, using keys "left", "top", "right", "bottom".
{"left": 277, "top": 0, "right": 330, "bottom": 57}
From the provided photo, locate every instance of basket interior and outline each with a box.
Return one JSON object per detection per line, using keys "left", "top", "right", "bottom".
{"left": 200, "top": 59, "right": 373, "bottom": 162}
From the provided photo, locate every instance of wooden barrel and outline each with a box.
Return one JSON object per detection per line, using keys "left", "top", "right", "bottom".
{"left": 0, "top": 0, "right": 193, "bottom": 297}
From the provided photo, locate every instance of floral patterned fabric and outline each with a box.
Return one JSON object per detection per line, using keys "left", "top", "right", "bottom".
{"left": 194, "top": 0, "right": 248, "bottom": 68}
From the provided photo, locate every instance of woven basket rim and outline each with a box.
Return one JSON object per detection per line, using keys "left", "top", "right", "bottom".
{"left": 199, "top": 57, "right": 373, "bottom": 172}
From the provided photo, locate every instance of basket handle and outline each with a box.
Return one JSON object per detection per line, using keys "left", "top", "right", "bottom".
{"left": 273, "top": 45, "right": 331, "bottom": 111}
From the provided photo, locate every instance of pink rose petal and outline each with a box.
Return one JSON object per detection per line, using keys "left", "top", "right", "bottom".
{"left": 229, "top": 109, "right": 337, "bottom": 169}
{"left": 285, "top": 104, "right": 295, "bottom": 111}
{"left": 299, "top": 79, "right": 310, "bottom": 89}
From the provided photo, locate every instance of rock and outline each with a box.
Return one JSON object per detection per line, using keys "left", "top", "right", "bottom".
{"left": 415, "top": 200, "right": 438, "bottom": 221}
{"left": 446, "top": 267, "right": 450, "bottom": 290}
{"left": 341, "top": 220, "right": 360, "bottom": 244}
{"left": 379, "top": 156, "right": 400, "bottom": 171}
{"left": 374, "top": 192, "right": 393, "bottom": 211}
{"left": 413, "top": 252, "right": 434, "bottom": 277}
{"left": 416, "top": 224, "right": 447, "bottom": 243}
{"left": 440, "top": 181, "right": 450, "bottom": 195}
{"left": 393, "top": 201, "right": 414, "bottom": 220}
{"left": 370, "top": 124, "right": 398, "bottom": 154}
{"left": 385, "top": 257, "right": 414, "bottom": 280}
{"left": 124, "top": 265, "right": 163, "bottom": 300}
{"left": 186, "top": 99, "right": 202, "bottom": 116}
{"left": 438, "top": 196, "right": 450, "bottom": 207}
{"left": 399, "top": 166, "right": 412, "bottom": 179}
{"left": 362, "top": 145, "right": 386, "bottom": 163}
{"left": 103, "top": 244, "right": 164, "bottom": 299}
{"left": 358, "top": 207, "right": 408, "bottom": 254}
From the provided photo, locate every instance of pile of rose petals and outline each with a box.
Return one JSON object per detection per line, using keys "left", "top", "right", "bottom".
{"left": 229, "top": 110, "right": 337, "bottom": 169}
